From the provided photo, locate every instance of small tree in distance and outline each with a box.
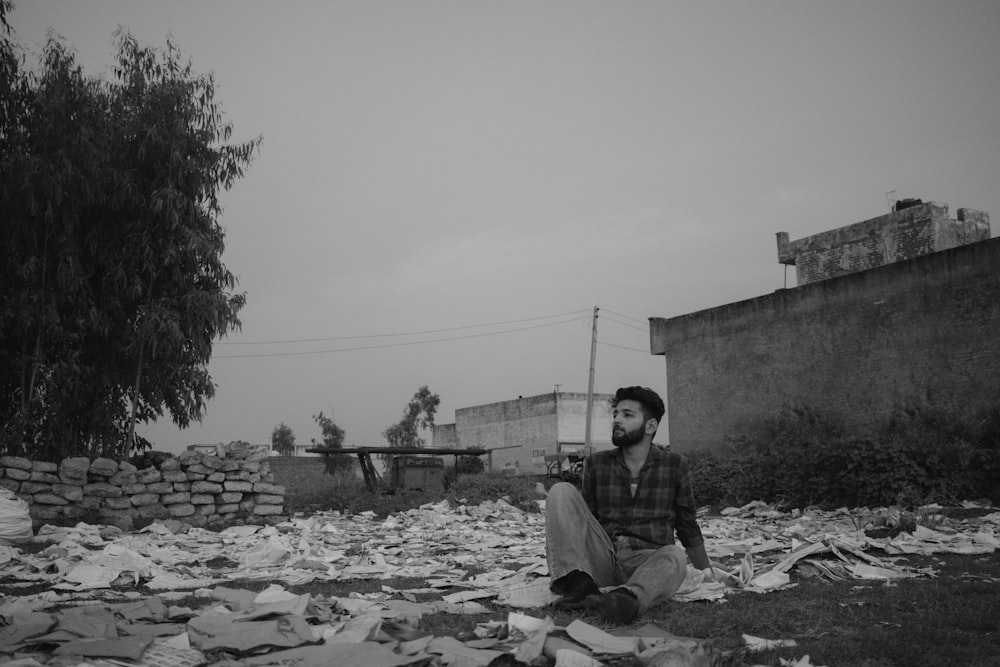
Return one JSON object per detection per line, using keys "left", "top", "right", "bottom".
{"left": 381, "top": 386, "right": 441, "bottom": 467}
{"left": 271, "top": 422, "right": 295, "bottom": 457}
{"left": 312, "top": 411, "right": 353, "bottom": 476}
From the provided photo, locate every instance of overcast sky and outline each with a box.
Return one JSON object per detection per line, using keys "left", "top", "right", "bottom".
{"left": 12, "top": 1, "right": 1000, "bottom": 453}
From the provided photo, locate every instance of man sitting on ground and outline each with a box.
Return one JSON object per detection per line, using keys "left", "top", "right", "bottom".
{"left": 545, "top": 386, "right": 712, "bottom": 624}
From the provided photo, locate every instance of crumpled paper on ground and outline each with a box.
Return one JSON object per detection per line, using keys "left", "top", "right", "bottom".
{"left": 0, "top": 497, "right": 994, "bottom": 665}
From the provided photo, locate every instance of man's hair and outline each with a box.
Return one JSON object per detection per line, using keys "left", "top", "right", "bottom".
{"left": 611, "top": 386, "right": 665, "bottom": 423}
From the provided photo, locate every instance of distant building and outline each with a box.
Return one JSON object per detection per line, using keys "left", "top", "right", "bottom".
{"left": 433, "top": 391, "right": 616, "bottom": 474}
{"left": 651, "top": 201, "right": 998, "bottom": 452}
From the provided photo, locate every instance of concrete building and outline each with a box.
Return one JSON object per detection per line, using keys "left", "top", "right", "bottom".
{"left": 433, "top": 392, "right": 616, "bottom": 474}
{"left": 650, "top": 201, "right": 997, "bottom": 452}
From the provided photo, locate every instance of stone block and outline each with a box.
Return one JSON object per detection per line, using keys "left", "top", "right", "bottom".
{"left": 177, "top": 451, "right": 201, "bottom": 466}
{"left": 122, "top": 483, "right": 146, "bottom": 495}
{"left": 20, "top": 481, "right": 52, "bottom": 495}
{"left": 90, "top": 457, "right": 118, "bottom": 476}
{"left": 191, "top": 481, "right": 223, "bottom": 494}
{"left": 216, "top": 503, "right": 240, "bottom": 514}
{"left": 252, "top": 504, "right": 284, "bottom": 516}
{"left": 109, "top": 471, "right": 137, "bottom": 486}
{"left": 63, "top": 505, "right": 87, "bottom": 519}
{"left": 118, "top": 461, "right": 138, "bottom": 474}
{"left": 78, "top": 496, "right": 102, "bottom": 510}
{"left": 222, "top": 461, "right": 240, "bottom": 472}
{"left": 207, "top": 472, "right": 226, "bottom": 483}
{"left": 160, "top": 458, "right": 181, "bottom": 471}
{"left": 84, "top": 483, "right": 122, "bottom": 498}
{"left": 225, "top": 470, "right": 251, "bottom": 481}
{"left": 186, "top": 464, "right": 215, "bottom": 475}
{"left": 173, "top": 482, "right": 191, "bottom": 492}
{"left": 130, "top": 493, "right": 160, "bottom": 506}
{"left": 193, "top": 503, "right": 217, "bottom": 515}
{"left": 254, "top": 494, "right": 283, "bottom": 505}
{"left": 28, "top": 472, "right": 60, "bottom": 484}
{"left": 253, "top": 483, "right": 285, "bottom": 495}
{"left": 31, "top": 461, "right": 58, "bottom": 473}
{"left": 32, "top": 505, "right": 64, "bottom": 521}
{"left": 59, "top": 457, "right": 90, "bottom": 479}
{"left": 185, "top": 471, "right": 206, "bottom": 481}
{"left": 145, "top": 482, "right": 172, "bottom": 494}
{"left": 137, "top": 504, "right": 171, "bottom": 520}
{"left": 241, "top": 461, "right": 261, "bottom": 474}
{"left": 32, "top": 493, "right": 68, "bottom": 505}
{"left": 190, "top": 493, "right": 215, "bottom": 505}
{"left": 103, "top": 496, "right": 134, "bottom": 510}
{"left": 137, "top": 469, "right": 162, "bottom": 484}
{"left": 0, "top": 479, "right": 20, "bottom": 493}
{"left": 225, "top": 481, "right": 253, "bottom": 493}
{"left": 0, "top": 456, "right": 31, "bottom": 470}
{"left": 162, "top": 470, "right": 188, "bottom": 483}
{"left": 52, "top": 484, "right": 84, "bottom": 502}
{"left": 57, "top": 474, "right": 86, "bottom": 486}
{"left": 168, "top": 503, "right": 195, "bottom": 517}
{"left": 219, "top": 492, "right": 243, "bottom": 504}
{"left": 161, "top": 492, "right": 192, "bottom": 505}
{"left": 6, "top": 468, "right": 30, "bottom": 481}
{"left": 201, "top": 455, "right": 225, "bottom": 470}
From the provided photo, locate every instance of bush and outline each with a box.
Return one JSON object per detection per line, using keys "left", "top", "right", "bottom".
{"left": 447, "top": 472, "right": 542, "bottom": 513}
{"left": 710, "top": 401, "right": 1000, "bottom": 509}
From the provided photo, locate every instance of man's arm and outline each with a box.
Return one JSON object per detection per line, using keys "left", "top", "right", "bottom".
{"left": 684, "top": 542, "right": 712, "bottom": 570}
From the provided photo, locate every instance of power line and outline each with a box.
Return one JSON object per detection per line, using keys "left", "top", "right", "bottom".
{"left": 597, "top": 339, "right": 650, "bottom": 354}
{"left": 218, "top": 308, "right": 593, "bottom": 345}
{"left": 601, "top": 308, "right": 647, "bottom": 326}
{"left": 601, "top": 314, "right": 648, "bottom": 333}
{"left": 214, "top": 316, "right": 590, "bottom": 359}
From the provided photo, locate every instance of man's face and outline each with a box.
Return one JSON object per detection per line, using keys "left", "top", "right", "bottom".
{"left": 611, "top": 399, "right": 650, "bottom": 448}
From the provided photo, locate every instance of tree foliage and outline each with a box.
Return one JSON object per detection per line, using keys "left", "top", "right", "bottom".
{"left": 0, "top": 11, "right": 259, "bottom": 461}
{"left": 381, "top": 386, "right": 440, "bottom": 465}
{"left": 312, "top": 411, "right": 353, "bottom": 476}
{"left": 271, "top": 422, "right": 296, "bottom": 457}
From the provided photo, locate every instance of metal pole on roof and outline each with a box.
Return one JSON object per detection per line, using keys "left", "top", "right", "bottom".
{"left": 584, "top": 306, "right": 599, "bottom": 458}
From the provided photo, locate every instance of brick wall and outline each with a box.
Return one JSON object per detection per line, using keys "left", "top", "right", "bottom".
{"left": 650, "top": 236, "right": 1000, "bottom": 452}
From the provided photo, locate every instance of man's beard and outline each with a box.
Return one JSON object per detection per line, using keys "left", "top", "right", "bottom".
{"left": 612, "top": 423, "right": 645, "bottom": 448}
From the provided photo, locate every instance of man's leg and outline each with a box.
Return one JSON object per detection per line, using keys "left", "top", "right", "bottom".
{"left": 545, "top": 482, "right": 616, "bottom": 590}
{"left": 615, "top": 545, "right": 687, "bottom": 613}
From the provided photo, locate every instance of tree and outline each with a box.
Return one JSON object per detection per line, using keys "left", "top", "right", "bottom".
{"left": 271, "top": 422, "right": 296, "bottom": 457}
{"left": 0, "top": 11, "right": 259, "bottom": 460}
{"left": 381, "top": 386, "right": 441, "bottom": 466}
{"left": 312, "top": 411, "right": 353, "bottom": 476}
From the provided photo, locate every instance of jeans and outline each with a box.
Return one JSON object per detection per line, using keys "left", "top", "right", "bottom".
{"left": 545, "top": 482, "right": 687, "bottom": 613}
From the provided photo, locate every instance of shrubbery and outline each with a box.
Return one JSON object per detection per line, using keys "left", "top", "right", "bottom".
{"left": 446, "top": 472, "right": 542, "bottom": 513}
{"left": 689, "top": 402, "right": 1000, "bottom": 509}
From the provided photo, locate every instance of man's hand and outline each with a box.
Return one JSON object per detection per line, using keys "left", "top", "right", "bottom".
{"left": 702, "top": 562, "right": 738, "bottom": 585}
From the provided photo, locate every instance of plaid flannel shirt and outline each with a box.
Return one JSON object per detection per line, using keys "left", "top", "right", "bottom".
{"left": 580, "top": 445, "right": 704, "bottom": 551}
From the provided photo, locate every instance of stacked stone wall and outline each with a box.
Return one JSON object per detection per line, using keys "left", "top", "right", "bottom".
{"left": 0, "top": 445, "right": 285, "bottom": 532}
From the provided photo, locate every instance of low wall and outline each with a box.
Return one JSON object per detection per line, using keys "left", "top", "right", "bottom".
{"left": 0, "top": 444, "right": 286, "bottom": 532}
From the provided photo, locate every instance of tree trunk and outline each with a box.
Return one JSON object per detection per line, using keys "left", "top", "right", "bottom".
{"left": 126, "top": 337, "right": 144, "bottom": 455}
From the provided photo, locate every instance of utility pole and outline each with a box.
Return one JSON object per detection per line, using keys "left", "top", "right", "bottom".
{"left": 584, "top": 306, "right": 599, "bottom": 457}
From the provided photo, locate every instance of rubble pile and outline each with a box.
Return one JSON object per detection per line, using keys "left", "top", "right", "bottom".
{"left": 0, "top": 445, "right": 285, "bottom": 533}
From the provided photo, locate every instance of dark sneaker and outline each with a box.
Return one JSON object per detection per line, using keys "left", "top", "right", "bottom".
{"left": 551, "top": 570, "right": 600, "bottom": 608}
{"left": 585, "top": 587, "right": 639, "bottom": 625}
